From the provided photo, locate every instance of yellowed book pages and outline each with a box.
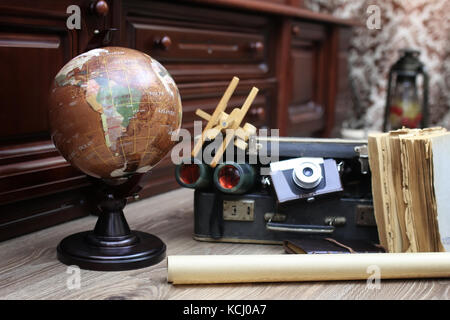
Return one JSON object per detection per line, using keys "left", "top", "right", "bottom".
{"left": 387, "top": 132, "right": 409, "bottom": 251}
{"left": 404, "top": 137, "right": 434, "bottom": 251}
{"left": 368, "top": 131, "right": 404, "bottom": 252}
{"left": 380, "top": 132, "right": 405, "bottom": 252}
{"left": 389, "top": 127, "right": 423, "bottom": 251}
{"left": 369, "top": 127, "right": 448, "bottom": 253}
{"left": 167, "top": 253, "right": 450, "bottom": 284}
{"left": 422, "top": 137, "right": 439, "bottom": 251}
{"left": 421, "top": 136, "right": 438, "bottom": 249}
{"left": 368, "top": 134, "right": 389, "bottom": 250}
{"left": 399, "top": 136, "right": 419, "bottom": 252}
{"left": 399, "top": 128, "right": 447, "bottom": 252}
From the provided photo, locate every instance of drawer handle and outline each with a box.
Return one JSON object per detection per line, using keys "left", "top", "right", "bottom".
{"left": 249, "top": 41, "right": 264, "bottom": 53}
{"left": 155, "top": 36, "right": 172, "bottom": 50}
{"left": 91, "top": 0, "right": 109, "bottom": 17}
{"left": 292, "top": 25, "right": 301, "bottom": 36}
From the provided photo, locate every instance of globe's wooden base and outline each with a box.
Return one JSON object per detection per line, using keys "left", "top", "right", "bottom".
{"left": 56, "top": 176, "right": 166, "bottom": 271}
{"left": 57, "top": 231, "right": 166, "bottom": 271}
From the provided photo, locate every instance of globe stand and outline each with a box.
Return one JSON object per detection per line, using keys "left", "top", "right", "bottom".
{"left": 57, "top": 175, "right": 166, "bottom": 271}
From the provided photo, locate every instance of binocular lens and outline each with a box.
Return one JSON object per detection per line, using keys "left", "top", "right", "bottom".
{"left": 176, "top": 161, "right": 256, "bottom": 194}
{"left": 214, "top": 162, "right": 256, "bottom": 194}
{"left": 179, "top": 164, "right": 200, "bottom": 185}
{"left": 175, "top": 162, "right": 212, "bottom": 189}
{"left": 218, "top": 165, "right": 241, "bottom": 189}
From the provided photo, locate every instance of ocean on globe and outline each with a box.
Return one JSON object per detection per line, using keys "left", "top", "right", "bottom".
{"left": 48, "top": 47, "right": 182, "bottom": 179}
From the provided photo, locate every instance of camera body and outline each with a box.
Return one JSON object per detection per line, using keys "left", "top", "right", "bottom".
{"left": 176, "top": 137, "right": 379, "bottom": 245}
{"left": 270, "top": 157, "right": 343, "bottom": 203}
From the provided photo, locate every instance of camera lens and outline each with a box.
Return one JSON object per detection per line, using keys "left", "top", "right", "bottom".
{"left": 303, "top": 167, "right": 313, "bottom": 177}
{"left": 292, "top": 161, "right": 322, "bottom": 189}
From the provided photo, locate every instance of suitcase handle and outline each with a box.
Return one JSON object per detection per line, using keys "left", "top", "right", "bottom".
{"left": 266, "top": 219, "right": 335, "bottom": 234}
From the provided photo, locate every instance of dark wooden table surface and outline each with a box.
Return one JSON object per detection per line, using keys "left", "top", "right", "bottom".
{"left": 0, "top": 188, "right": 448, "bottom": 300}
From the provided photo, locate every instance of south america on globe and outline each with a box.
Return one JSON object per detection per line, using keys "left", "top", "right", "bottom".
{"left": 49, "top": 47, "right": 182, "bottom": 180}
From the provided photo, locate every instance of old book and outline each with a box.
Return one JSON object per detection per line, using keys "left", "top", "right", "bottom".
{"left": 368, "top": 127, "right": 450, "bottom": 252}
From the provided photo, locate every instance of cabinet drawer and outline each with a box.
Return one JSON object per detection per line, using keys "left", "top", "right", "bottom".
{"left": 131, "top": 23, "right": 269, "bottom": 82}
{"left": 126, "top": 11, "right": 272, "bottom": 82}
{"left": 134, "top": 23, "right": 266, "bottom": 63}
{"left": 291, "top": 21, "right": 326, "bottom": 41}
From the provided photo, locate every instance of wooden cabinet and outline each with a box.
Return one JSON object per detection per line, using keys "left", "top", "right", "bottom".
{"left": 331, "top": 27, "right": 353, "bottom": 137}
{"left": 0, "top": 0, "right": 353, "bottom": 240}
{"left": 286, "top": 21, "right": 327, "bottom": 136}
{"left": 0, "top": 0, "right": 114, "bottom": 240}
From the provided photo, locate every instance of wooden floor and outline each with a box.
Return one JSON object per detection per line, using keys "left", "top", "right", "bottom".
{"left": 0, "top": 188, "right": 449, "bottom": 300}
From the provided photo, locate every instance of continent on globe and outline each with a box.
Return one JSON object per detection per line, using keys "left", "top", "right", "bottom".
{"left": 49, "top": 47, "right": 182, "bottom": 179}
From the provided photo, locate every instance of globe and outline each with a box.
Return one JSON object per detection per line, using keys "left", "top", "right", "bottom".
{"left": 49, "top": 47, "right": 182, "bottom": 180}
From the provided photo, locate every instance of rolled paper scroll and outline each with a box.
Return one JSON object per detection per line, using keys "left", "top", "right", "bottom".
{"left": 167, "top": 253, "right": 450, "bottom": 284}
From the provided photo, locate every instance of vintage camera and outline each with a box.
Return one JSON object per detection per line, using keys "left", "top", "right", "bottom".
{"left": 175, "top": 137, "right": 379, "bottom": 245}
{"left": 270, "top": 157, "right": 343, "bottom": 203}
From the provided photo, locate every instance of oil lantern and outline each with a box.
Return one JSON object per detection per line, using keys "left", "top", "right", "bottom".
{"left": 383, "top": 49, "right": 429, "bottom": 131}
